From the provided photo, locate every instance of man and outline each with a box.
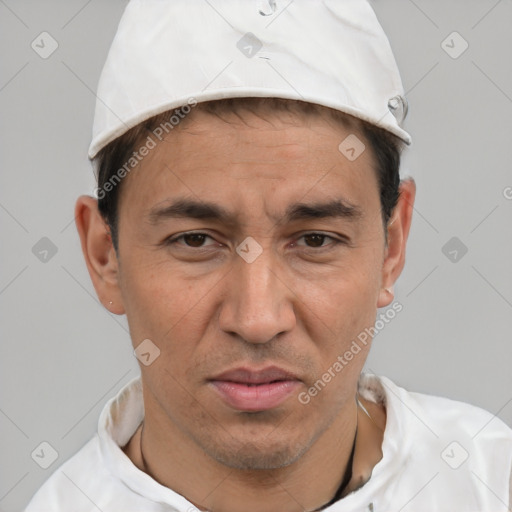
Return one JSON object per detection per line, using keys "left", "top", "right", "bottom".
{"left": 26, "top": 1, "right": 512, "bottom": 511}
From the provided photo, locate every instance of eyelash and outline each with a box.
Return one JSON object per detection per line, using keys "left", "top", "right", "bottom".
{"left": 164, "top": 231, "right": 346, "bottom": 250}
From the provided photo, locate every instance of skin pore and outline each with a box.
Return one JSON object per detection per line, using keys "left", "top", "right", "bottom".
{"left": 75, "top": 104, "right": 415, "bottom": 512}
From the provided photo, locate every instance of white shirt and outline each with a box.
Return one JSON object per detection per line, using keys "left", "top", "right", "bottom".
{"left": 25, "top": 374, "right": 512, "bottom": 512}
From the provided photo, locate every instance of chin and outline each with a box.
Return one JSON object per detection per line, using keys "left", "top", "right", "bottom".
{"left": 201, "top": 432, "right": 312, "bottom": 471}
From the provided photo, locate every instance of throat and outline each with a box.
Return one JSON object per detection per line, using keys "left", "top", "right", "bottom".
{"left": 120, "top": 397, "right": 385, "bottom": 512}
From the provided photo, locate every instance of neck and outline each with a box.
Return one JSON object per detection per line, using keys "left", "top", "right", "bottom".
{"left": 123, "top": 393, "right": 385, "bottom": 512}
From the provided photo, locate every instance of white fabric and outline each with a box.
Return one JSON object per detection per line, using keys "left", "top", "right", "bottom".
{"left": 25, "top": 374, "right": 512, "bottom": 511}
{"left": 88, "top": 0, "right": 412, "bottom": 161}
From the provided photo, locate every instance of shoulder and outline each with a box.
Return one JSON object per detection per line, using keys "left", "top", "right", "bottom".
{"left": 359, "top": 374, "right": 512, "bottom": 511}
{"left": 24, "top": 435, "right": 109, "bottom": 512}
{"left": 399, "top": 377, "right": 512, "bottom": 442}
{"left": 360, "top": 373, "right": 512, "bottom": 441}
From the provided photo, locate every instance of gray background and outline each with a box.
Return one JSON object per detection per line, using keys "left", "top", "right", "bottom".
{"left": 1, "top": 1, "right": 511, "bottom": 510}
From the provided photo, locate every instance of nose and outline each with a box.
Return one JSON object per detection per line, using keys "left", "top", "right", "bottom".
{"left": 218, "top": 248, "right": 296, "bottom": 345}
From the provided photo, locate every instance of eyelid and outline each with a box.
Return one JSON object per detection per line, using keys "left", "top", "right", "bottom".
{"left": 164, "top": 231, "right": 219, "bottom": 247}
{"left": 293, "top": 231, "right": 346, "bottom": 248}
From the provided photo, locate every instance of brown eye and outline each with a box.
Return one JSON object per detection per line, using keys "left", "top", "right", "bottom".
{"left": 164, "top": 232, "right": 217, "bottom": 249}
{"left": 182, "top": 233, "right": 208, "bottom": 247}
{"left": 303, "top": 234, "right": 327, "bottom": 247}
{"left": 293, "top": 232, "right": 346, "bottom": 250}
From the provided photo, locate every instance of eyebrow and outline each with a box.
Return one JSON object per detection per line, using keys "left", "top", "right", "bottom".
{"left": 284, "top": 199, "right": 362, "bottom": 223}
{"left": 146, "top": 198, "right": 362, "bottom": 226}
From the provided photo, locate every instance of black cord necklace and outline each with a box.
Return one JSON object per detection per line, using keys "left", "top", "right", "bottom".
{"left": 317, "top": 424, "right": 358, "bottom": 510}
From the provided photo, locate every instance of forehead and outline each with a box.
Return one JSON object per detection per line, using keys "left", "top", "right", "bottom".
{"left": 176, "top": 110, "right": 344, "bottom": 169}
{"left": 119, "top": 105, "right": 379, "bottom": 222}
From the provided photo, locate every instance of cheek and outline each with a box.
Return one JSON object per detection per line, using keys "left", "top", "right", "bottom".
{"left": 296, "top": 268, "right": 379, "bottom": 408}
{"left": 297, "top": 251, "right": 383, "bottom": 348}
{"left": 118, "top": 255, "right": 217, "bottom": 354}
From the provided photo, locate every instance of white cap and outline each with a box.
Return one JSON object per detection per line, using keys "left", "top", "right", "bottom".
{"left": 88, "top": 0, "right": 411, "bottom": 160}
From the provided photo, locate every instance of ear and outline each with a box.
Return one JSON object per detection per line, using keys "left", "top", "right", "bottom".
{"left": 377, "top": 178, "right": 416, "bottom": 308}
{"left": 74, "top": 195, "right": 125, "bottom": 315}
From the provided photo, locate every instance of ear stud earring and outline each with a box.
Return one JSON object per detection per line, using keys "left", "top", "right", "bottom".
{"left": 384, "top": 287, "right": 394, "bottom": 298}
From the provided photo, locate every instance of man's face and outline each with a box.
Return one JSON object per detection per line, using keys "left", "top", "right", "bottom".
{"left": 116, "top": 106, "right": 388, "bottom": 470}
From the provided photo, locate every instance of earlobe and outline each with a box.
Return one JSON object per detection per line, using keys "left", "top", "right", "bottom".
{"left": 74, "top": 195, "right": 125, "bottom": 315}
{"left": 377, "top": 287, "right": 395, "bottom": 308}
{"left": 377, "top": 178, "right": 416, "bottom": 308}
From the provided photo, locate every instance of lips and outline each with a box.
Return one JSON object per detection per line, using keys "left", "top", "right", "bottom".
{"left": 209, "top": 366, "right": 301, "bottom": 412}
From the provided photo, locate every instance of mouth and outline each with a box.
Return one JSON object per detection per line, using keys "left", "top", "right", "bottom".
{"left": 209, "top": 366, "right": 301, "bottom": 412}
